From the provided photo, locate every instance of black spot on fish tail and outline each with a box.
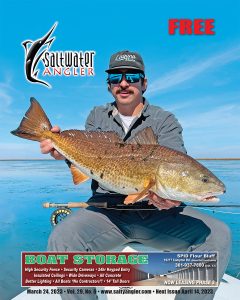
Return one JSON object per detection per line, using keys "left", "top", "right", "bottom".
{"left": 135, "top": 188, "right": 139, "bottom": 192}
{"left": 100, "top": 173, "right": 104, "bottom": 179}
{"left": 90, "top": 170, "right": 94, "bottom": 175}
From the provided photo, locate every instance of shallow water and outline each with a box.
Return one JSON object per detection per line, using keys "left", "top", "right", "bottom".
{"left": 0, "top": 160, "right": 239, "bottom": 299}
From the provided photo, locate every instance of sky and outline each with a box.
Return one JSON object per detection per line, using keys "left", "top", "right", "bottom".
{"left": 0, "top": 0, "right": 240, "bottom": 159}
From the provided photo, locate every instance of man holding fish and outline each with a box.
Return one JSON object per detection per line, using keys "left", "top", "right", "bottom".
{"left": 13, "top": 50, "right": 231, "bottom": 299}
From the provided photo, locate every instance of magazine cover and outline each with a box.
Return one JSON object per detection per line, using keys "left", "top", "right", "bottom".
{"left": 0, "top": 0, "right": 239, "bottom": 299}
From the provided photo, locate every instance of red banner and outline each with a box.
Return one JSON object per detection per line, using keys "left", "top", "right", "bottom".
{"left": 22, "top": 252, "right": 150, "bottom": 287}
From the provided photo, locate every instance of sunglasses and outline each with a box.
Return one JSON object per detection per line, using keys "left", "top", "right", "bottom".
{"left": 107, "top": 73, "right": 145, "bottom": 84}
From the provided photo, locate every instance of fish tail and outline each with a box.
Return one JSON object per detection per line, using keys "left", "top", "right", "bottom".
{"left": 11, "top": 97, "right": 52, "bottom": 141}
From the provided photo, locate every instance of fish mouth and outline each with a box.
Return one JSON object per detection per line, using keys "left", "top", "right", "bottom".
{"left": 198, "top": 191, "right": 224, "bottom": 202}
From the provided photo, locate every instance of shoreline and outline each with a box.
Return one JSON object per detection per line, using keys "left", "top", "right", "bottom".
{"left": 1, "top": 158, "right": 240, "bottom": 161}
{"left": 197, "top": 158, "right": 240, "bottom": 160}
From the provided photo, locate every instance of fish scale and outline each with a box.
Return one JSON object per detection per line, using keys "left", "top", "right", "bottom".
{"left": 49, "top": 132, "right": 157, "bottom": 194}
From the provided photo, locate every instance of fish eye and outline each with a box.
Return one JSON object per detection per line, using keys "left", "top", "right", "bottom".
{"left": 201, "top": 175, "right": 209, "bottom": 183}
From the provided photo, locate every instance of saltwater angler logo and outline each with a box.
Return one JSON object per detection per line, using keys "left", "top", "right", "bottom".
{"left": 22, "top": 22, "right": 95, "bottom": 88}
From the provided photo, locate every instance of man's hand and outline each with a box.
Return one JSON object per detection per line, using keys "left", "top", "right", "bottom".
{"left": 147, "top": 191, "right": 181, "bottom": 210}
{"left": 40, "top": 126, "right": 65, "bottom": 160}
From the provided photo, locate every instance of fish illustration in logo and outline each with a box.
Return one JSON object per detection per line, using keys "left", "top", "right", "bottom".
{"left": 22, "top": 22, "right": 57, "bottom": 87}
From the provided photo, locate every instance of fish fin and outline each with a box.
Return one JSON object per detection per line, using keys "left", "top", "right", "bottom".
{"left": 124, "top": 179, "right": 156, "bottom": 205}
{"left": 70, "top": 164, "right": 89, "bottom": 185}
{"left": 46, "top": 37, "right": 55, "bottom": 46}
{"left": 127, "top": 127, "right": 158, "bottom": 145}
{"left": 124, "top": 193, "right": 149, "bottom": 205}
{"left": 11, "top": 98, "right": 52, "bottom": 141}
{"left": 61, "top": 130, "right": 121, "bottom": 143}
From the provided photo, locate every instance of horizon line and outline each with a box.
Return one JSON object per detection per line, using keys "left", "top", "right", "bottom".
{"left": 0, "top": 158, "right": 240, "bottom": 161}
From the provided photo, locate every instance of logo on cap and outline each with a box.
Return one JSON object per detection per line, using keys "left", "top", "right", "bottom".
{"left": 115, "top": 54, "right": 136, "bottom": 62}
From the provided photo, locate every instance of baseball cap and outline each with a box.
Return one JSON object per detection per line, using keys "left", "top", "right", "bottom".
{"left": 105, "top": 50, "right": 145, "bottom": 73}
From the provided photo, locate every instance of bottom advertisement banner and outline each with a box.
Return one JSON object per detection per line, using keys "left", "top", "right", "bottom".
{"left": 21, "top": 251, "right": 218, "bottom": 288}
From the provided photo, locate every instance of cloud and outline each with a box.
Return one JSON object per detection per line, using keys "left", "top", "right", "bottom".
{"left": 164, "top": 100, "right": 194, "bottom": 113}
{"left": 147, "top": 45, "right": 240, "bottom": 95}
{"left": 178, "top": 103, "right": 240, "bottom": 157}
{"left": 181, "top": 104, "right": 240, "bottom": 130}
{"left": 0, "top": 76, "right": 25, "bottom": 115}
{"left": 0, "top": 78, "right": 27, "bottom": 130}
{"left": 0, "top": 83, "right": 13, "bottom": 113}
